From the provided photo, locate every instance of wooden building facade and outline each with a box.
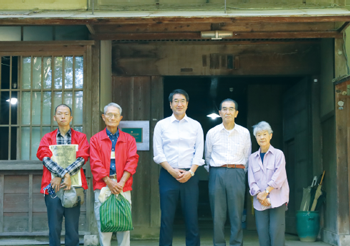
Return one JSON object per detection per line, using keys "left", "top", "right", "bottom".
{"left": 1, "top": 1, "right": 350, "bottom": 245}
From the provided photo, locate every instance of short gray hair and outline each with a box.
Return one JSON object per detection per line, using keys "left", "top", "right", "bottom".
{"left": 104, "top": 103, "right": 122, "bottom": 115}
{"left": 252, "top": 121, "right": 273, "bottom": 136}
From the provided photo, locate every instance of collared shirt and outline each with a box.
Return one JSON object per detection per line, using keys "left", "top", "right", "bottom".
{"left": 106, "top": 128, "right": 119, "bottom": 175}
{"left": 205, "top": 123, "right": 251, "bottom": 171}
{"left": 42, "top": 128, "right": 85, "bottom": 178}
{"left": 153, "top": 114, "right": 205, "bottom": 168}
{"left": 248, "top": 145, "right": 290, "bottom": 211}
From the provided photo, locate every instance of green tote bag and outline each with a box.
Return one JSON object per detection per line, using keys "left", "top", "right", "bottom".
{"left": 100, "top": 194, "right": 133, "bottom": 232}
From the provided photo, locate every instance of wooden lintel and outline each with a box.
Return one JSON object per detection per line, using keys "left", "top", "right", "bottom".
{"left": 0, "top": 40, "right": 95, "bottom": 47}
{"left": 1, "top": 15, "right": 350, "bottom": 25}
{"left": 338, "top": 21, "right": 350, "bottom": 33}
{"left": 91, "top": 31, "right": 342, "bottom": 40}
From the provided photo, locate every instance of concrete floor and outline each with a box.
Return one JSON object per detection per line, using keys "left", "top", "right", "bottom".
{"left": 127, "top": 228, "right": 331, "bottom": 246}
{"left": 0, "top": 228, "right": 331, "bottom": 246}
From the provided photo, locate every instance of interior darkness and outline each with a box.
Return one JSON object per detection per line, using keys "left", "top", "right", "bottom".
{"left": 164, "top": 76, "right": 301, "bottom": 225}
{"left": 0, "top": 56, "right": 18, "bottom": 160}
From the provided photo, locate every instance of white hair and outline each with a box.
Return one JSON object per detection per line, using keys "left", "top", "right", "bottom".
{"left": 252, "top": 121, "right": 273, "bottom": 136}
{"left": 104, "top": 102, "right": 122, "bottom": 115}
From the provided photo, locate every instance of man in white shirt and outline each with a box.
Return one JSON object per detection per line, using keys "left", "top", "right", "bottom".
{"left": 205, "top": 98, "right": 251, "bottom": 246}
{"left": 153, "top": 89, "right": 204, "bottom": 246}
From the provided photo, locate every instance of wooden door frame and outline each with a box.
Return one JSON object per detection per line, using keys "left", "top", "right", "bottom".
{"left": 334, "top": 76, "right": 350, "bottom": 236}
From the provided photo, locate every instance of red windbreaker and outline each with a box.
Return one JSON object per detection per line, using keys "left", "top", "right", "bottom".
{"left": 36, "top": 128, "right": 90, "bottom": 194}
{"left": 90, "top": 128, "right": 139, "bottom": 191}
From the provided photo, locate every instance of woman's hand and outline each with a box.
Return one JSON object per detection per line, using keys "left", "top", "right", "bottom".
{"left": 259, "top": 198, "right": 271, "bottom": 207}
{"left": 257, "top": 191, "right": 268, "bottom": 202}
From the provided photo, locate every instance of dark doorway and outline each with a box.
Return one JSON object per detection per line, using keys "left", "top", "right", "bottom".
{"left": 163, "top": 76, "right": 306, "bottom": 231}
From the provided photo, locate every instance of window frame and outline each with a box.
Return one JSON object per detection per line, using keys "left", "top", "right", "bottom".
{"left": 0, "top": 41, "right": 95, "bottom": 164}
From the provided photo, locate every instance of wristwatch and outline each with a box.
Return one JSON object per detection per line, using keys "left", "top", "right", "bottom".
{"left": 265, "top": 188, "right": 270, "bottom": 194}
{"left": 189, "top": 170, "right": 195, "bottom": 176}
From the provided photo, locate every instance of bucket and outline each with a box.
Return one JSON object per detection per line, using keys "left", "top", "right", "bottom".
{"left": 296, "top": 211, "right": 320, "bottom": 242}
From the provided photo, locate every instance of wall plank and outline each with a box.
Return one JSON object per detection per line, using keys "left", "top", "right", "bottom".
{"left": 3, "top": 213, "right": 28, "bottom": 232}
{"left": 150, "top": 76, "right": 163, "bottom": 228}
{"left": 4, "top": 194, "right": 29, "bottom": 213}
{"left": 32, "top": 212, "right": 48, "bottom": 232}
{"left": 4, "top": 176, "right": 29, "bottom": 194}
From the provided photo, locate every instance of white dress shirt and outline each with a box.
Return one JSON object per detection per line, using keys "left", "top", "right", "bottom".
{"left": 205, "top": 123, "right": 251, "bottom": 171}
{"left": 153, "top": 114, "right": 205, "bottom": 168}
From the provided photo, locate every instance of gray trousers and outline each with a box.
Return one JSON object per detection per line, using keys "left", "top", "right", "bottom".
{"left": 209, "top": 167, "right": 246, "bottom": 246}
{"left": 94, "top": 189, "right": 131, "bottom": 246}
{"left": 255, "top": 205, "right": 286, "bottom": 246}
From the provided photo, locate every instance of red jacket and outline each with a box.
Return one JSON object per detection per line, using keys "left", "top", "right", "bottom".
{"left": 90, "top": 128, "right": 139, "bottom": 191}
{"left": 36, "top": 128, "right": 90, "bottom": 194}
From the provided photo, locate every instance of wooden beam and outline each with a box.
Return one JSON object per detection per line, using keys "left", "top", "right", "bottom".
{"left": 1, "top": 15, "right": 350, "bottom": 25}
{"left": 94, "top": 22, "right": 336, "bottom": 33}
{"left": 91, "top": 31, "right": 342, "bottom": 40}
{"left": 0, "top": 41, "right": 95, "bottom": 47}
{"left": 86, "top": 24, "right": 96, "bottom": 35}
{"left": 338, "top": 21, "right": 350, "bottom": 33}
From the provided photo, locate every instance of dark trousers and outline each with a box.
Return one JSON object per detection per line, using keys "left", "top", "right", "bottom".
{"left": 45, "top": 194, "right": 81, "bottom": 246}
{"left": 159, "top": 168, "right": 200, "bottom": 246}
{"left": 255, "top": 205, "right": 286, "bottom": 246}
{"left": 209, "top": 167, "right": 246, "bottom": 246}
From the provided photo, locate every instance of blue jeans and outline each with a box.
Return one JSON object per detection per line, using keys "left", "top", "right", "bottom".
{"left": 45, "top": 194, "right": 80, "bottom": 246}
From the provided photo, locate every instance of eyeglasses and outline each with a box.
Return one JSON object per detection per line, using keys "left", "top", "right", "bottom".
{"left": 221, "top": 108, "right": 236, "bottom": 112}
{"left": 173, "top": 99, "right": 186, "bottom": 104}
{"left": 105, "top": 113, "right": 120, "bottom": 119}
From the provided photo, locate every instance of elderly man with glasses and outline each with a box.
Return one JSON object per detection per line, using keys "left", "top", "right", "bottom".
{"left": 90, "top": 102, "right": 139, "bottom": 246}
{"left": 205, "top": 98, "right": 251, "bottom": 246}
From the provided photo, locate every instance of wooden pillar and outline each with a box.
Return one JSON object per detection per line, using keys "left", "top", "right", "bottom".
{"left": 333, "top": 35, "right": 350, "bottom": 245}
{"left": 334, "top": 78, "right": 350, "bottom": 245}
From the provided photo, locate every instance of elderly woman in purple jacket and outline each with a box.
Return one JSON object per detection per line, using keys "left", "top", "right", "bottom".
{"left": 248, "top": 121, "right": 289, "bottom": 246}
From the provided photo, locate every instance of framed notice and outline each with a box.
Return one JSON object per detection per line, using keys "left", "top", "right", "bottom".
{"left": 119, "top": 121, "right": 150, "bottom": 151}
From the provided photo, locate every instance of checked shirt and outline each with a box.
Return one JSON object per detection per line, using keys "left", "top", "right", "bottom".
{"left": 42, "top": 128, "right": 84, "bottom": 178}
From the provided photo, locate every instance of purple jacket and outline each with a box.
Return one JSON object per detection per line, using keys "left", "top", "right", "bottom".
{"left": 248, "top": 145, "right": 289, "bottom": 211}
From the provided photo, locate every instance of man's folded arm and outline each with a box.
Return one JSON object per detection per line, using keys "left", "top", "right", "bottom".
{"left": 65, "top": 157, "right": 85, "bottom": 176}
{"left": 43, "top": 157, "right": 66, "bottom": 177}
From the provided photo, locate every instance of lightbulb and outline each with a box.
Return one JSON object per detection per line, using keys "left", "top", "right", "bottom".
{"left": 6, "top": 98, "right": 18, "bottom": 105}
{"left": 207, "top": 113, "right": 220, "bottom": 120}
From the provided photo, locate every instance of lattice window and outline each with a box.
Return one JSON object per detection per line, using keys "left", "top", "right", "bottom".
{"left": 0, "top": 56, "right": 84, "bottom": 160}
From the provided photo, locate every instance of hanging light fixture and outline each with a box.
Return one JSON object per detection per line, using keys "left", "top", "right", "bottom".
{"left": 201, "top": 30, "right": 233, "bottom": 40}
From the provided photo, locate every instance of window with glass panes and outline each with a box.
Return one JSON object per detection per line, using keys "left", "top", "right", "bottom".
{"left": 0, "top": 55, "right": 84, "bottom": 160}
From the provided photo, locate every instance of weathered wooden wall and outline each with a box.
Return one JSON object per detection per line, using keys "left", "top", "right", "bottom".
{"left": 112, "top": 41, "right": 321, "bottom": 76}
{"left": 112, "top": 76, "right": 163, "bottom": 238}
{"left": 0, "top": 170, "right": 89, "bottom": 236}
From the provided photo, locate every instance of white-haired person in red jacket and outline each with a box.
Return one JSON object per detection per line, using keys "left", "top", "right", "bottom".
{"left": 90, "top": 102, "right": 139, "bottom": 246}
